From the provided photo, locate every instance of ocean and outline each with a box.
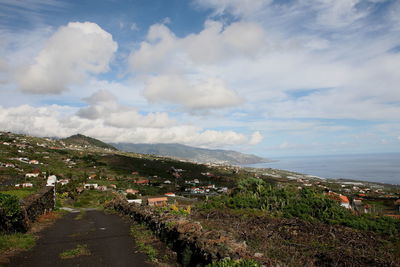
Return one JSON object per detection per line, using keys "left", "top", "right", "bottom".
{"left": 245, "top": 153, "right": 400, "bottom": 185}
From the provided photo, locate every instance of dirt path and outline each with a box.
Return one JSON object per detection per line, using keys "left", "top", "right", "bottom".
{"left": 7, "top": 210, "right": 153, "bottom": 267}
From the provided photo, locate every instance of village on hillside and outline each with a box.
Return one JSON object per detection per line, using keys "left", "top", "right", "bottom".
{"left": 1, "top": 131, "right": 399, "bottom": 217}
{"left": 1, "top": 131, "right": 400, "bottom": 266}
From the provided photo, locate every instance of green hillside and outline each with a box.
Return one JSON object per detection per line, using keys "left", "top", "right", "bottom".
{"left": 113, "top": 143, "right": 269, "bottom": 165}
{"left": 62, "top": 134, "right": 117, "bottom": 151}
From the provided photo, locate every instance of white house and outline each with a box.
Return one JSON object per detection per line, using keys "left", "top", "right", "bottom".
{"left": 46, "top": 175, "right": 57, "bottom": 186}
{"left": 84, "top": 183, "right": 98, "bottom": 189}
{"left": 58, "top": 179, "right": 70, "bottom": 185}
{"left": 127, "top": 199, "right": 142, "bottom": 205}
{"left": 25, "top": 173, "right": 39, "bottom": 178}
{"left": 22, "top": 183, "right": 33, "bottom": 188}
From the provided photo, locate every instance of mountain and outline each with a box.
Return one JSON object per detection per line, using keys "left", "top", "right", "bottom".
{"left": 112, "top": 143, "right": 269, "bottom": 165}
{"left": 62, "top": 134, "right": 117, "bottom": 150}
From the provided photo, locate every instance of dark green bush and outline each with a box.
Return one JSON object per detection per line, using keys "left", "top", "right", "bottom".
{"left": 199, "top": 178, "right": 400, "bottom": 236}
{"left": 0, "top": 193, "right": 25, "bottom": 232}
{"left": 0, "top": 193, "right": 21, "bottom": 220}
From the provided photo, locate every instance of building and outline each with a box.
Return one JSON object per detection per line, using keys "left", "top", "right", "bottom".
{"left": 164, "top": 192, "right": 176, "bottom": 197}
{"left": 25, "top": 173, "right": 39, "bottom": 178}
{"left": 84, "top": 183, "right": 98, "bottom": 189}
{"left": 126, "top": 189, "right": 139, "bottom": 194}
{"left": 16, "top": 182, "right": 33, "bottom": 188}
{"left": 58, "top": 179, "right": 70, "bottom": 185}
{"left": 128, "top": 199, "right": 142, "bottom": 205}
{"left": 147, "top": 197, "right": 168, "bottom": 207}
{"left": 326, "top": 192, "right": 351, "bottom": 209}
{"left": 97, "top": 185, "right": 108, "bottom": 191}
{"left": 46, "top": 175, "right": 57, "bottom": 186}
{"left": 134, "top": 179, "right": 149, "bottom": 185}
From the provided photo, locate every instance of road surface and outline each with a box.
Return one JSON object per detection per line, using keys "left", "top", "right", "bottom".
{"left": 8, "top": 210, "right": 152, "bottom": 267}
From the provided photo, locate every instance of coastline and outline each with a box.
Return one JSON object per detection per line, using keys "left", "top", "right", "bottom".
{"left": 241, "top": 153, "right": 400, "bottom": 186}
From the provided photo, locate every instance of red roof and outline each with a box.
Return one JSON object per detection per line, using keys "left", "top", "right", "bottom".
{"left": 148, "top": 197, "right": 167, "bottom": 203}
{"left": 134, "top": 179, "right": 149, "bottom": 184}
{"left": 339, "top": 195, "right": 350, "bottom": 204}
{"left": 326, "top": 192, "right": 350, "bottom": 203}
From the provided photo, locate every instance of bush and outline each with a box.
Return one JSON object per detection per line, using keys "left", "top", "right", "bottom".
{"left": 0, "top": 193, "right": 25, "bottom": 232}
{"left": 199, "top": 178, "right": 400, "bottom": 236}
{"left": 126, "top": 193, "right": 137, "bottom": 200}
{"left": 206, "top": 258, "right": 259, "bottom": 267}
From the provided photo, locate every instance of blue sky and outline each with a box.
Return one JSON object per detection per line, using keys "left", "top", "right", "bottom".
{"left": 0, "top": 0, "right": 400, "bottom": 158}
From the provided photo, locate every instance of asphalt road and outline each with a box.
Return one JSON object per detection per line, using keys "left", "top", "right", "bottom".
{"left": 8, "top": 210, "right": 153, "bottom": 267}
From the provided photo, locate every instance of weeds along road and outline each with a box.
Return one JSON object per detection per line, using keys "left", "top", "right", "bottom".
{"left": 8, "top": 210, "right": 153, "bottom": 267}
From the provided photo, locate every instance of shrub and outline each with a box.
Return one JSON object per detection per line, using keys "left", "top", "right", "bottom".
{"left": 126, "top": 193, "right": 137, "bottom": 200}
{"left": 199, "top": 178, "right": 400, "bottom": 236}
{"left": 0, "top": 193, "right": 25, "bottom": 232}
{"left": 206, "top": 258, "right": 259, "bottom": 267}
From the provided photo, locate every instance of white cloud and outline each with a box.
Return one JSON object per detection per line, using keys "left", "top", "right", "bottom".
{"left": 128, "top": 20, "right": 269, "bottom": 110}
{"left": 144, "top": 75, "right": 242, "bottom": 110}
{"left": 249, "top": 131, "right": 263, "bottom": 145}
{"left": 0, "top": 103, "right": 258, "bottom": 147}
{"left": 16, "top": 22, "right": 117, "bottom": 94}
{"left": 312, "top": 0, "right": 367, "bottom": 28}
{"left": 77, "top": 90, "right": 176, "bottom": 128}
{"left": 194, "top": 0, "right": 272, "bottom": 17}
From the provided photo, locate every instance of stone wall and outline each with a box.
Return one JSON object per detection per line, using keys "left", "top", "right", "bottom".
{"left": 108, "top": 198, "right": 251, "bottom": 266}
{"left": 22, "top": 186, "right": 55, "bottom": 229}
{"left": 0, "top": 186, "right": 54, "bottom": 233}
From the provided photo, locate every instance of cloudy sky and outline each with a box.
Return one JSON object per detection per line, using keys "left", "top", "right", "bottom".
{"left": 0, "top": 0, "right": 400, "bottom": 157}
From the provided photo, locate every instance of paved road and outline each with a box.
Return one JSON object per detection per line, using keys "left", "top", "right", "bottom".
{"left": 8, "top": 210, "right": 152, "bottom": 267}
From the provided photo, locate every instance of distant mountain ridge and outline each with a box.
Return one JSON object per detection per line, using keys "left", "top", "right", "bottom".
{"left": 112, "top": 143, "right": 269, "bottom": 165}
{"left": 62, "top": 134, "right": 117, "bottom": 150}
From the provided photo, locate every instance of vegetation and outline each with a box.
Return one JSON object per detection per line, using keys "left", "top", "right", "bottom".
{"left": 0, "top": 233, "right": 35, "bottom": 253}
{"left": 0, "top": 189, "right": 35, "bottom": 199}
{"left": 0, "top": 193, "right": 25, "bottom": 232}
{"left": 129, "top": 224, "right": 158, "bottom": 262}
{"left": 200, "top": 178, "right": 400, "bottom": 235}
{"left": 72, "top": 190, "right": 114, "bottom": 208}
{"left": 59, "top": 244, "right": 91, "bottom": 259}
{"left": 62, "top": 134, "right": 117, "bottom": 150}
{"left": 206, "top": 258, "right": 259, "bottom": 267}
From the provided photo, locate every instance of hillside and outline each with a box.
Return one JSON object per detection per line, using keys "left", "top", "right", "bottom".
{"left": 1, "top": 131, "right": 399, "bottom": 266}
{"left": 62, "top": 134, "right": 117, "bottom": 151}
{"left": 112, "top": 143, "right": 269, "bottom": 165}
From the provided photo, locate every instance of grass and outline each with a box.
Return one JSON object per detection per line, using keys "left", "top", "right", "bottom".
{"left": 130, "top": 224, "right": 158, "bottom": 262}
{"left": 0, "top": 233, "right": 35, "bottom": 253}
{"left": 0, "top": 189, "right": 35, "bottom": 199}
{"left": 59, "top": 244, "right": 91, "bottom": 259}
{"left": 73, "top": 190, "right": 114, "bottom": 208}
{"left": 74, "top": 210, "right": 86, "bottom": 220}
{"left": 0, "top": 211, "right": 64, "bottom": 265}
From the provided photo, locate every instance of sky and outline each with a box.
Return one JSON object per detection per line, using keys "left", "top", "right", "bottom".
{"left": 0, "top": 0, "right": 400, "bottom": 158}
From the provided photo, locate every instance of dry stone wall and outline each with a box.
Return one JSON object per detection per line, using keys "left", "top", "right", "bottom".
{"left": 108, "top": 198, "right": 251, "bottom": 266}
{"left": 0, "top": 186, "right": 54, "bottom": 233}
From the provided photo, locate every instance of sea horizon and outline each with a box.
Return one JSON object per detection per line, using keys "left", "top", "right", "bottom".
{"left": 245, "top": 152, "right": 400, "bottom": 185}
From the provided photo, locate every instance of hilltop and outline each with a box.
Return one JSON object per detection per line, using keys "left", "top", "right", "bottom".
{"left": 112, "top": 143, "right": 269, "bottom": 165}
{"left": 62, "top": 134, "right": 117, "bottom": 151}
